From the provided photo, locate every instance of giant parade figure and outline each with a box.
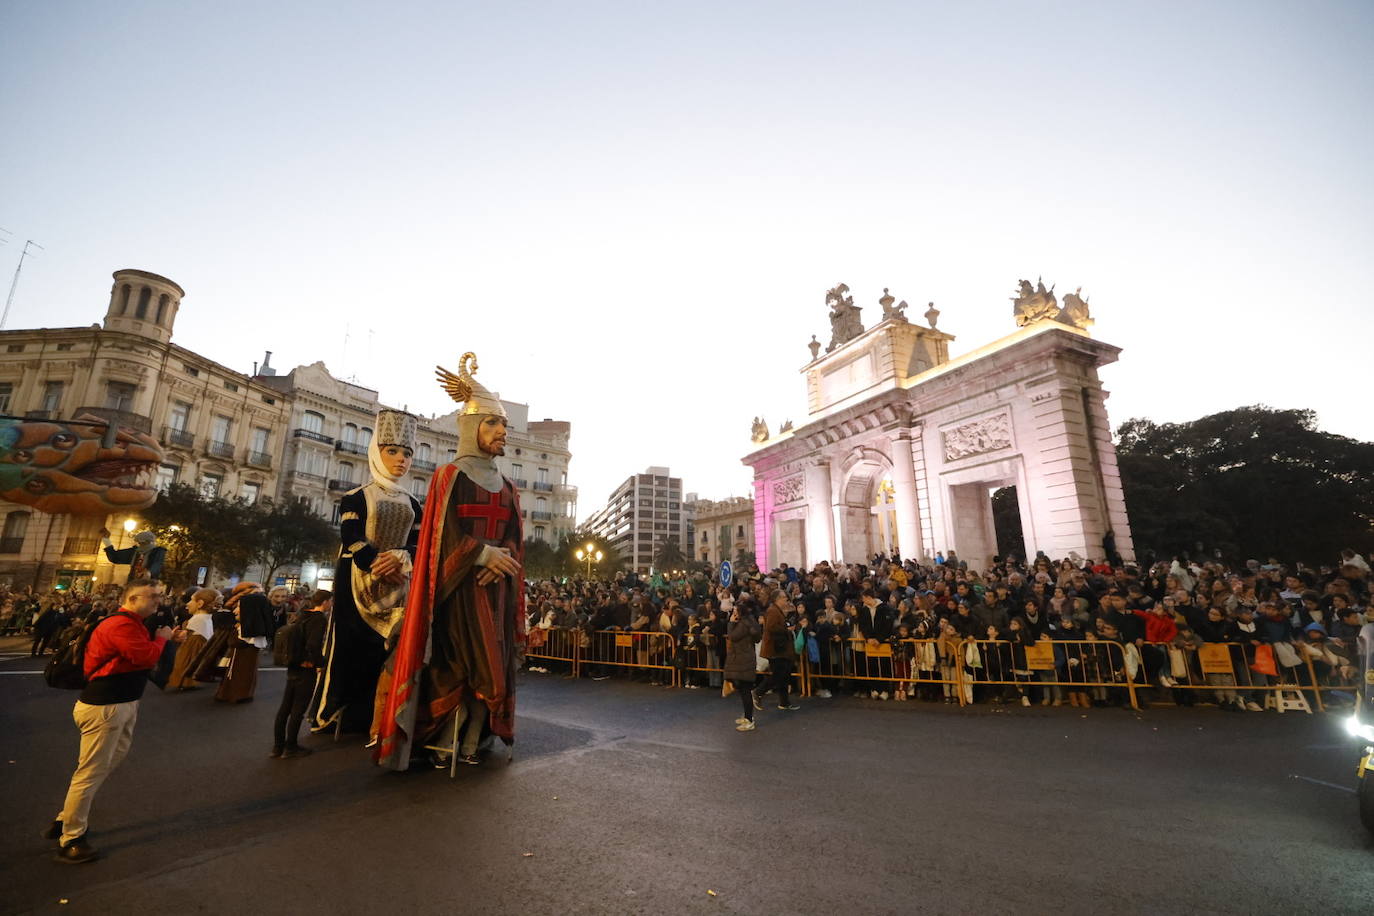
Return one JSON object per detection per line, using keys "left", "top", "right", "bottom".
{"left": 311, "top": 409, "right": 422, "bottom": 737}
{"left": 375, "top": 353, "right": 526, "bottom": 770}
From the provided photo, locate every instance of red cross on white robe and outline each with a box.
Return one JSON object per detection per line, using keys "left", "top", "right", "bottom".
{"left": 456, "top": 490, "right": 512, "bottom": 540}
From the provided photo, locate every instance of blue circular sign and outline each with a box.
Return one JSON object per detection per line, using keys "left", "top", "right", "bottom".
{"left": 720, "top": 560, "right": 733, "bottom": 588}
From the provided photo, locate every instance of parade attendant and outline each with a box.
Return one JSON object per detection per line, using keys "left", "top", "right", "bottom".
{"left": 216, "top": 583, "right": 272, "bottom": 703}
{"left": 271, "top": 590, "right": 331, "bottom": 758}
{"left": 310, "top": 409, "right": 421, "bottom": 736}
{"left": 165, "top": 588, "right": 217, "bottom": 690}
{"left": 49, "top": 578, "right": 174, "bottom": 864}
{"left": 377, "top": 353, "right": 526, "bottom": 769}
{"left": 98, "top": 528, "right": 166, "bottom": 581}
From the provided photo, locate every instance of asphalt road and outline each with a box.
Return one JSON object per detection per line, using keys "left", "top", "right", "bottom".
{"left": 1, "top": 644, "right": 1372, "bottom": 916}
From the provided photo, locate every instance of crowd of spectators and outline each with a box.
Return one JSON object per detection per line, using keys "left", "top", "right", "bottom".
{"left": 523, "top": 548, "right": 1373, "bottom": 712}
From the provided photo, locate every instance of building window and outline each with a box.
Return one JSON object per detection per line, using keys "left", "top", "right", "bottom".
{"left": 135, "top": 286, "right": 151, "bottom": 319}
{"left": 512, "top": 463, "right": 523, "bottom": 478}
{"left": 200, "top": 474, "right": 222, "bottom": 499}
{"left": 338, "top": 460, "right": 355, "bottom": 484}
{"left": 156, "top": 293, "right": 170, "bottom": 324}
{"left": 262, "top": 395, "right": 275, "bottom": 405}
{"left": 212, "top": 415, "right": 233, "bottom": 446}
{"left": 6, "top": 344, "right": 23, "bottom": 353}
{"left": 302, "top": 411, "right": 324, "bottom": 434}
{"left": 104, "top": 382, "right": 136, "bottom": 412}
{"left": 250, "top": 426, "right": 269, "bottom": 455}
{"left": 223, "top": 381, "right": 239, "bottom": 393}
{"left": 331, "top": 502, "right": 342, "bottom": 524}
{"left": 537, "top": 467, "right": 548, "bottom": 483}
{"left": 418, "top": 443, "right": 432, "bottom": 464}
{"left": 56, "top": 343, "right": 73, "bottom": 351}
{"left": 0, "top": 382, "right": 12, "bottom": 413}
{"left": 445, "top": 448, "right": 456, "bottom": 462}
{"left": 155, "top": 465, "right": 178, "bottom": 493}
{"left": 169, "top": 401, "right": 191, "bottom": 432}
{"left": 737, "top": 525, "right": 745, "bottom": 537}
{"left": 412, "top": 477, "right": 428, "bottom": 500}
{"left": 299, "top": 449, "right": 328, "bottom": 477}
{"left": 239, "top": 481, "right": 261, "bottom": 504}
{"left": 185, "top": 364, "right": 200, "bottom": 377}
{"left": 534, "top": 526, "right": 546, "bottom": 542}
{"left": 117, "top": 285, "right": 130, "bottom": 315}
{"left": 359, "top": 427, "right": 372, "bottom": 446}
{"left": 1, "top": 510, "right": 31, "bottom": 551}
{"left": 342, "top": 423, "right": 358, "bottom": 446}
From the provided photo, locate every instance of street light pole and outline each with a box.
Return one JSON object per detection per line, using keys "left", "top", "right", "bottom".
{"left": 574, "top": 541, "right": 604, "bottom": 579}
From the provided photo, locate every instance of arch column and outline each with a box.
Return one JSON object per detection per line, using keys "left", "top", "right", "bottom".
{"left": 803, "top": 459, "right": 834, "bottom": 566}
{"left": 891, "top": 428, "right": 923, "bottom": 562}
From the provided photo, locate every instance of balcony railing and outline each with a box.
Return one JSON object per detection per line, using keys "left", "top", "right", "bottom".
{"left": 533, "top": 481, "right": 554, "bottom": 492}
{"left": 24, "top": 409, "right": 52, "bottom": 419}
{"left": 207, "top": 440, "right": 236, "bottom": 460}
{"left": 292, "top": 470, "right": 326, "bottom": 484}
{"left": 246, "top": 450, "right": 272, "bottom": 469}
{"left": 413, "top": 459, "right": 437, "bottom": 472}
{"left": 64, "top": 537, "right": 100, "bottom": 555}
{"left": 0, "top": 537, "right": 24, "bottom": 554}
{"left": 513, "top": 478, "right": 528, "bottom": 489}
{"left": 530, "top": 510, "right": 554, "bottom": 521}
{"left": 294, "top": 428, "right": 334, "bottom": 444}
{"left": 328, "top": 478, "right": 356, "bottom": 492}
{"left": 75, "top": 406, "right": 151, "bottom": 433}
{"left": 335, "top": 440, "right": 365, "bottom": 455}
{"left": 162, "top": 426, "right": 195, "bottom": 449}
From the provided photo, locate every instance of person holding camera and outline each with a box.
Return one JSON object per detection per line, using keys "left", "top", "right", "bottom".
{"left": 723, "top": 603, "right": 761, "bottom": 730}
{"left": 48, "top": 578, "right": 176, "bottom": 864}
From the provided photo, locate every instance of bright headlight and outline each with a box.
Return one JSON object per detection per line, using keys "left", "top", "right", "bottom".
{"left": 1346, "top": 715, "right": 1374, "bottom": 742}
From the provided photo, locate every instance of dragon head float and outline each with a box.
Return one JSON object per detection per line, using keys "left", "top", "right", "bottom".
{"left": 0, "top": 415, "right": 164, "bottom": 515}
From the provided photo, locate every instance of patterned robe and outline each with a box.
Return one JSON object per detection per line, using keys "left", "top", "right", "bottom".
{"left": 375, "top": 465, "right": 525, "bottom": 769}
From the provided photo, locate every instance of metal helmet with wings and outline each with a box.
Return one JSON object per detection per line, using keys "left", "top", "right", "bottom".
{"left": 435, "top": 352, "right": 507, "bottom": 418}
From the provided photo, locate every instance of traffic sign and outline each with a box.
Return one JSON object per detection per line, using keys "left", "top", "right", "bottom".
{"left": 720, "top": 560, "right": 732, "bottom": 588}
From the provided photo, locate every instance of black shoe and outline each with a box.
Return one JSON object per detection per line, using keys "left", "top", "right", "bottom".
{"left": 55, "top": 836, "right": 99, "bottom": 865}
{"left": 282, "top": 746, "right": 313, "bottom": 759}
{"left": 458, "top": 754, "right": 480, "bottom": 766}
{"left": 42, "top": 819, "right": 62, "bottom": 840}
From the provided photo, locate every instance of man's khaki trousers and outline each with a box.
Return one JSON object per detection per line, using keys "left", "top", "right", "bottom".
{"left": 58, "top": 700, "right": 139, "bottom": 845}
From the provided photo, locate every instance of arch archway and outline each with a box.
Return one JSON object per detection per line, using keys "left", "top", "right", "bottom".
{"left": 837, "top": 448, "right": 896, "bottom": 564}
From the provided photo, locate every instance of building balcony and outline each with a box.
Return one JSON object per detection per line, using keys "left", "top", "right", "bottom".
{"left": 413, "top": 459, "right": 437, "bottom": 472}
{"left": 334, "top": 440, "right": 365, "bottom": 455}
{"left": 530, "top": 510, "right": 554, "bottom": 521}
{"left": 328, "top": 478, "right": 356, "bottom": 492}
{"left": 75, "top": 406, "right": 151, "bottom": 434}
{"left": 294, "top": 428, "right": 334, "bottom": 445}
{"left": 246, "top": 450, "right": 272, "bottom": 469}
{"left": 0, "top": 537, "right": 24, "bottom": 554}
{"left": 533, "top": 481, "right": 554, "bottom": 492}
{"left": 64, "top": 537, "right": 100, "bottom": 555}
{"left": 554, "top": 484, "right": 577, "bottom": 500}
{"left": 206, "top": 440, "right": 236, "bottom": 460}
{"left": 162, "top": 426, "right": 195, "bottom": 450}
{"left": 513, "top": 478, "right": 528, "bottom": 489}
{"left": 292, "top": 470, "right": 326, "bottom": 484}
{"left": 24, "top": 409, "right": 53, "bottom": 420}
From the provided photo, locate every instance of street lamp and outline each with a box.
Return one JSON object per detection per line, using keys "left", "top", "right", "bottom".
{"left": 574, "top": 542, "right": 603, "bottom": 578}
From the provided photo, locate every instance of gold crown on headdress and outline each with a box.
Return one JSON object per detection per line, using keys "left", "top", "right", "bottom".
{"left": 435, "top": 352, "right": 507, "bottom": 418}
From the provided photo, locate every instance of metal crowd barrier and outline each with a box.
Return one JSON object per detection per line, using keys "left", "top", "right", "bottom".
{"left": 525, "top": 625, "right": 581, "bottom": 676}
{"left": 957, "top": 639, "right": 1141, "bottom": 709}
{"left": 581, "top": 629, "right": 679, "bottom": 686}
{"left": 1141, "top": 641, "right": 1362, "bottom": 713}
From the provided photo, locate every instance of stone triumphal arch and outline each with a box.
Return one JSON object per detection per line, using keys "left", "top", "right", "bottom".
{"left": 743, "top": 283, "right": 1134, "bottom": 571}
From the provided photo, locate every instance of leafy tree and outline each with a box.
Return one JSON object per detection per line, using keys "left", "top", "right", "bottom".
{"left": 252, "top": 497, "right": 338, "bottom": 586}
{"left": 1116, "top": 405, "right": 1374, "bottom": 565}
{"left": 523, "top": 537, "right": 561, "bottom": 580}
{"left": 735, "top": 550, "right": 757, "bottom": 574}
{"left": 142, "top": 483, "right": 257, "bottom": 587}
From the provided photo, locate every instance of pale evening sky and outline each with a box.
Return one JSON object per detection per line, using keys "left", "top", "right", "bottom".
{"left": 2, "top": 1, "right": 1370, "bottom": 522}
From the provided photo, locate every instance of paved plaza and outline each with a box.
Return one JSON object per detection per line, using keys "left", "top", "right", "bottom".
{"left": 1, "top": 647, "right": 1372, "bottom": 915}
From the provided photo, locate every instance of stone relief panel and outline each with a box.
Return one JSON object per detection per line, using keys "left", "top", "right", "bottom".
{"left": 942, "top": 411, "right": 1012, "bottom": 462}
{"left": 772, "top": 474, "right": 804, "bottom": 505}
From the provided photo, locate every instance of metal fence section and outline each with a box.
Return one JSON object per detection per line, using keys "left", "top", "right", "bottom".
{"left": 581, "top": 629, "right": 679, "bottom": 685}
{"left": 958, "top": 639, "right": 1141, "bottom": 709}
{"left": 1141, "top": 641, "right": 1362, "bottom": 713}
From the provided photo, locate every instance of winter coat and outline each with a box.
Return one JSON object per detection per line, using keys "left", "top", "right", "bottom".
{"left": 760, "top": 605, "right": 797, "bottom": 662}
{"left": 723, "top": 616, "right": 762, "bottom": 681}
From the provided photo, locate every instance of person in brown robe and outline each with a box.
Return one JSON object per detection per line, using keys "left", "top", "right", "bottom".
{"left": 216, "top": 584, "right": 273, "bottom": 703}
{"left": 166, "top": 588, "right": 219, "bottom": 690}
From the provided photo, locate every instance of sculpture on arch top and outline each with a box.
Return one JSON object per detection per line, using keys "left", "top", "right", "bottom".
{"left": 751, "top": 417, "right": 769, "bottom": 443}
{"left": 825, "top": 283, "right": 864, "bottom": 351}
{"left": 1012, "top": 278, "right": 1059, "bottom": 326}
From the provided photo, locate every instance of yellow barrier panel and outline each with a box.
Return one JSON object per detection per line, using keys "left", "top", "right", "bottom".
{"left": 960, "top": 639, "right": 1140, "bottom": 709}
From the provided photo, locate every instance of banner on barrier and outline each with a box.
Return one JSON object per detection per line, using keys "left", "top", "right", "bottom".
{"left": 1025, "top": 639, "right": 1056, "bottom": 671}
{"left": 1197, "top": 643, "right": 1233, "bottom": 675}
{"left": 615, "top": 634, "right": 633, "bottom": 648}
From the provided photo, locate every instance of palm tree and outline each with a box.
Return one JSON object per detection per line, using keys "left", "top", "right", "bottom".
{"left": 653, "top": 537, "right": 687, "bottom": 574}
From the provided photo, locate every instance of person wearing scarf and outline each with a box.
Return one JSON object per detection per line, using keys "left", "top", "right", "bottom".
{"left": 309, "top": 409, "right": 422, "bottom": 736}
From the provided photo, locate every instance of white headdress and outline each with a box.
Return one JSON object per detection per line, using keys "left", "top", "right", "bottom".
{"left": 367, "top": 409, "right": 418, "bottom": 493}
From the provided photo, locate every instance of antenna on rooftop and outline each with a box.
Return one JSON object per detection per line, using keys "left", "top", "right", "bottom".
{"left": 2, "top": 239, "right": 44, "bottom": 330}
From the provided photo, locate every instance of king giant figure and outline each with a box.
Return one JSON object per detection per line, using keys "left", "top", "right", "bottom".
{"left": 375, "top": 353, "right": 526, "bottom": 770}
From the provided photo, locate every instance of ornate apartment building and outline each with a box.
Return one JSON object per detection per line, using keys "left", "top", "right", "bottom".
{"left": 690, "top": 496, "right": 757, "bottom": 567}
{"left": 0, "top": 268, "right": 290, "bottom": 590}
{"left": 0, "top": 267, "right": 576, "bottom": 592}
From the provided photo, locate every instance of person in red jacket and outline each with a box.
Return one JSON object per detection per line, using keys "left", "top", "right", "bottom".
{"left": 1132, "top": 600, "right": 1180, "bottom": 689}
{"left": 48, "top": 578, "right": 174, "bottom": 864}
